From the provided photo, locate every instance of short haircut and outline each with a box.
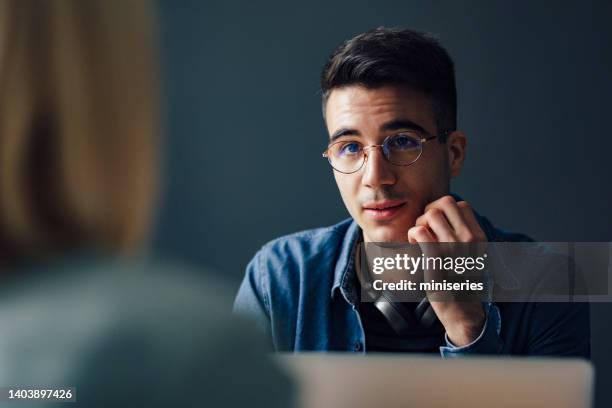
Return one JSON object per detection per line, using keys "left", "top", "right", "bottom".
{"left": 320, "top": 27, "right": 457, "bottom": 136}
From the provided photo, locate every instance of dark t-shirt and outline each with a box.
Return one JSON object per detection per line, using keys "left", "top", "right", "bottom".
{"left": 359, "top": 301, "right": 446, "bottom": 352}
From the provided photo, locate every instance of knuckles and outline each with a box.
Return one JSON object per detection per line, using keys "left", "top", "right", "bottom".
{"left": 426, "top": 207, "right": 444, "bottom": 219}
{"left": 456, "top": 200, "right": 471, "bottom": 210}
{"left": 409, "top": 225, "right": 428, "bottom": 236}
{"left": 425, "top": 194, "right": 456, "bottom": 212}
{"left": 416, "top": 208, "right": 444, "bottom": 228}
{"left": 417, "top": 197, "right": 487, "bottom": 243}
{"left": 407, "top": 225, "right": 429, "bottom": 243}
{"left": 438, "top": 195, "right": 456, "bottom": 206}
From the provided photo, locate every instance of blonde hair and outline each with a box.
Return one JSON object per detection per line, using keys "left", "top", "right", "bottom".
{"left": 0, "top": 0, "right": 158, "bottom": 262}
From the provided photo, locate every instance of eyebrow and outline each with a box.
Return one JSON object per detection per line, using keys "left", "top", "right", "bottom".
{"left": 329, "top": 119, "right": 429, "bottom": 143}
{"left": 329, "top": 128, "right": 361, "bottom": 142}
{"left": 380, "top": 119, "right": 428, "bottom": 134}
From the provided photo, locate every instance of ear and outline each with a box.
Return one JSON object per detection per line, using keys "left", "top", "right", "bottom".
{"left": 446, "top": 130, "right": 467, "bottom": 178}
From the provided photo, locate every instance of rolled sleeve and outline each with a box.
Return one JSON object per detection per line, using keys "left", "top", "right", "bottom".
{"left": 440, "top": 303, "right": 504, "bottom": 357}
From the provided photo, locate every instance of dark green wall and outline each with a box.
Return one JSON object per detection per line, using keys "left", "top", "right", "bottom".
{"left": 155, "top": 1, "right": 611, "bottom": 406}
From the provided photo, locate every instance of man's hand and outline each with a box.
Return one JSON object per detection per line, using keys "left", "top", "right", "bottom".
{"left": 407, "top": 195, "right": 487, "bottom": 347}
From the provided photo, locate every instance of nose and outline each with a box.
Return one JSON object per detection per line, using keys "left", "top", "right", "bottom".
{"left": 361, "top": 146, "right": 396, "bottom": 188}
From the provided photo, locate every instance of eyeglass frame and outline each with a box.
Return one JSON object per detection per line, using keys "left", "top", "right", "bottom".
{"left": 322, "top": 129, "right": 450, "bottom": 174}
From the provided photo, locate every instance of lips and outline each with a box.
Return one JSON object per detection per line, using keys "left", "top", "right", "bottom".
{"left": 362, "top": 200, "right": 406, "bottom": 220}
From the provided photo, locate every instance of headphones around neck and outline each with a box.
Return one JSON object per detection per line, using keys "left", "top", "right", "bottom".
{"left": 355, "top": 244, "right": 439, "bottom": 334}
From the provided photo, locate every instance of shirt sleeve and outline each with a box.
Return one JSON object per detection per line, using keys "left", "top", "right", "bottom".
{"left": 439, "top": 303, "right": 504, "bottom": 357}
{"left": 233, "top": 252, "right": 274, "bottom": 345}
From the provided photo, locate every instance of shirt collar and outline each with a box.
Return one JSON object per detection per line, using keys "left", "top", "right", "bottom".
{"left": 330, "top": 219, "right": 361, "bottom": 302}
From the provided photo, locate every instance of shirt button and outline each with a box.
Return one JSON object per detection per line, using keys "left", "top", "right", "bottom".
{"left": 353, "top": 342, "right": 363, "bottom": 352}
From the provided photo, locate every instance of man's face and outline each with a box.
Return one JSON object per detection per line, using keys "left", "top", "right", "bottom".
{"left": 325, "top": 85, "right": 456, "bottom": 242}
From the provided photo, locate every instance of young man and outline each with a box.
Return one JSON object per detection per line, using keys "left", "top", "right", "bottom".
{"left": 234, "top": 27, "right": 590, "bottom": 357}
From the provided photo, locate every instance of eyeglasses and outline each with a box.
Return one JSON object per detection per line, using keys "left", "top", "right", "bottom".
{"left": 322, "top": 130, "right": 444, "bottom": 174}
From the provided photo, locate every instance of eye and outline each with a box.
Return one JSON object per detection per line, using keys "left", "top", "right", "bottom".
{"left": 388, "top": 133, "right": 419, "bottom": 150}
{"left": 338, "top": 141, "right": 361, "bottom": 157}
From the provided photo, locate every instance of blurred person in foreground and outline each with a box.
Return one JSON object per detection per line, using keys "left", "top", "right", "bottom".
{"left": 0, "top": 1, "right": 293, "bottom": 407}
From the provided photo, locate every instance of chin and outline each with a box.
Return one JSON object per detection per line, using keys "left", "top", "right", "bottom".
{"left": 363, "top": 225, "right": 408, "bottom": 243}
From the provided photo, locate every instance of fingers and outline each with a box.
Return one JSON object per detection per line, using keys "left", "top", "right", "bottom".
{"left": 416, "top": 208, "right": 455, "bottom": 242}
{"left": 425, "top": 195, "right": 466, "bottom": 234}
{"left": 416, "top": 195, "right": 486, "bottom": 243}
{"left": 407, "top": 225, "right": 436, "bottom": 244}
{"left": 456, "top": 200, "right": 487, "bottom": 241}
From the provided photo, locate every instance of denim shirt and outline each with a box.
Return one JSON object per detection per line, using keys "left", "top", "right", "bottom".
{"left": 234, "top": 210, "right": 590, "bottom": 358}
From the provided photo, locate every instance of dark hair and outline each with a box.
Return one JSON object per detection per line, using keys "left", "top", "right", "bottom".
{"left": 320, "top": 27, "right": 457, "bottom": 136}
